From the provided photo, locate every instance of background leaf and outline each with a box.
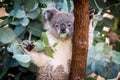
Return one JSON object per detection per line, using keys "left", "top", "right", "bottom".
{"left": 9, "top": 9, "right": 26, "bottom": 18}
{"left": 27, "top": 8, "right": 40, "bottom": 19}
{"left": 23, "top": 0, "right": 36, "bottom": 11}
{"left": 28, "top": 21, "right": 44, "bottom": 37}
{"left": 13, "top": 54, "right": 31, "bottom": 67}
{"left": 0, "top": 28, "right": 16, "bottom": 44}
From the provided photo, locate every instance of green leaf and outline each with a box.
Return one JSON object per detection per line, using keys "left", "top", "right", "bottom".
{"left": 3, "top": 53, "right": 19, "bottom": 68}
{"left": 33, "top": 40, "right": 45, "bottom": 52}
{"left": 112, "top": 18, "right": 119, "bottom": 31}
{"left": 0, "top": 18, "right": 11, "bottom": 27}
{"left": 111, "top": 50, "right": 120, "bottom": 64}
{"left": 87, "top": 46, "right": 96, "bottom": 65}
{"left": 15, "top": 72, "right": 22, "bottom": 80}
{"left": 45, "top": 46, "right": 53, "bottom": 58}
{"left": 67, "top": 0, "right": 71, "bottom": 12}
{"left": 52, "top": 42, "right": 58, "bottom": 48}
{"left": 103, "top": 44, "right": 112, "bottom": 54}
{"left": 9, "top": 9, "right": 26, "bottom": 18}
{"left": 86, "top": 65, "right": 93, "bottom": 75}
{"left": 28, "top": 21, "right": 44, "bottom": 37}
{"left": 95, "top": 42, "right": 104, "bottom": 52}
{"left": 20, "top": 18, "right": 29, "bottom": 26}
{"left": 41, "top": 32, "right": 48, "bottom": 45}
{"left": 27, "top": 8, "right": 40, "bottom": 19}
{"left": 38, "top": 0, "right": 47, "bottom": 4}
{"left": 86, "top": 77, "right": 96, "bottom": 80}
{"left": 10, "top": 19, "right": 21, "bottom": 25}
{"left": 14, "top": 25, "right": 25, "bottom": 37}
{"left": 95, "top": 61, "right": 119, "bottom": 79}
{"left": 0, "top": 28, "right": 16, "bottom": 44}
{"left": 14, "top": 0, "right": 21, "bottom": 15}
{"left": 13, "top": 54, "right": 31, "bottom": 67}
{"left": 95, "top": 51, "right": 104, "bottom": 60}
{"left": 13, "top": 54, "right": 31, "bottom": 63}
{"left": 23, "top": 0, "right": 36, "bottom": 11}
{"left": 59, "top": 33, "right": 67, "bottom": 38}
{"left": 19, "top": 62, "right": 30, "bottom": 67}
{"left": 0, "top": 68, "right": 8, "bottom": 79}
{"left": 28, "top": 64, "right": 37, "bottom": 72}
{"left": 7, "top": 44, "right": 23, "bottom": 55}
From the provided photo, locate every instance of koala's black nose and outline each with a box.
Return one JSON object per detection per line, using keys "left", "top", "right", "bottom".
{"left": 60, "top": 23, "right": 66, "bottom": 32}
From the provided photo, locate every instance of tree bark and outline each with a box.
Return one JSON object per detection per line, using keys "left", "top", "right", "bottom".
{"left": 69, "top": 0, "right": 89, "bottom": 80}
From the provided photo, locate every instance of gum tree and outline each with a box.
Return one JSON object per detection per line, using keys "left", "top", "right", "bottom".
{"left": 70, "top": 0, "right": 89, "bottom": 80}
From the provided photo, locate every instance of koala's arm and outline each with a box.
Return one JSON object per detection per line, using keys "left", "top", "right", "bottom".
{"left": 22, "top": 40, "right": 49, "bottom": 67}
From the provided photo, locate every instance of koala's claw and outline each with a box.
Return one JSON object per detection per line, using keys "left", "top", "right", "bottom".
{"left": 22, "top": 40, "right": 34, "bottom": 51}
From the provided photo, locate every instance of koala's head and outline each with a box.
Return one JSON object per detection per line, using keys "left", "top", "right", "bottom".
{"left": 43, "top": 9, "right": 74, "bottom": 40}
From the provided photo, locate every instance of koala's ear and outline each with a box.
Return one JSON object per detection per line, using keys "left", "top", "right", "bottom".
{"left": 43, "top": 9, "right": 59, "bottom": 21}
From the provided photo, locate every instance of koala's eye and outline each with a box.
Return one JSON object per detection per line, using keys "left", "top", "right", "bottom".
{"left": 68, "top": 23, "right": 72, "bottom": 27}
{"left": 54, "top": 24, "right": 59, "bottom": 28}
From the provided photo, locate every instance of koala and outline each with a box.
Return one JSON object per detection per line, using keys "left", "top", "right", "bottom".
{"left": 22, "top": 9, "right": 74, "bottom": 80}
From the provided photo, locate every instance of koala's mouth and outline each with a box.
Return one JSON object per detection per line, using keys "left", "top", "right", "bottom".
{"left": 59, "top": 32, "right": 68, "bottom": 39}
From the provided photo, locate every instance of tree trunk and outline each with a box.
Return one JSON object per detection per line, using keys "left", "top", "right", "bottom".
{"left": 69, "top": 0, "right": 89, "bottom": 80}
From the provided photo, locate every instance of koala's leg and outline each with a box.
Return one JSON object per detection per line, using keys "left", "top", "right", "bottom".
{"left": 22, "top": 40, "right": 49, "bottom": 67}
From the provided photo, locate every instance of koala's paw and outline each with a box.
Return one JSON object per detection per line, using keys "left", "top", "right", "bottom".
{"left": 21, "top": 40, "right": 34, "bottom": 51}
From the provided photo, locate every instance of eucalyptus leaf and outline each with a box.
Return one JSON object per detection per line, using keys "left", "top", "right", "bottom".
{"left": 41, "top": 32, "right": 48, "bottom": 45}
{"left": 29, "top": 1, "right": 39, "bottom": 12}
{"left": 7, "top": 45, "right": 23, "bottom": 55}
{"left": 52, "top": 42, "right": 58, "bottom": 48}
{"left": 13, "top": 54, "right": 31, "bottom": 63}
{"left": 3, "top": 53, "right": 19, "bottom": 68}
{"left": 45, "top": 46, "right": 53, "bottom": 58}
{"left": 87, "top": 46, "right": 96, "bottom": 65}
{"left": 14, "top": 0, "right": 21, "bottom": 15}
{"left": 19, "top": 62, "right": 30, "bottom": 67}
{"left": 95, "top": 51, "right": 104, "bottom": 60}
{"left": 38, "top": 0, "right": 47, "bottom": 4}
{"left": 111, "top": 50, "right": 120, "bottom": 64}
{"left": 10, "top": 19, "right": 21, "bottom": 25}
{"left": 33, "top": 40, "right": 45, "bottom": 52}
{"left": 0, "top": 68, "right": 8, "bottom": 80}
{"left": 0, "top": 28, "right": 16, "bottom": 44}
{"left": 86, "top": 64, "right": 93, "bottom": 75}
{"left": 28, "top": 21, "right": 44, "bottom": 37}
{"left": 23, "top": 0, "right": 36, "bottom": 11}
{"left": 27, "top": 8, "right": 40, "bottom": 19}
{"left": 14, "top": 25, "right": 25, "bottom": 37}
{"left": 59, "top": 33, "right": 67, "bottom": 38}
{"left": 9, "top": 9, "right": 26, "bottom": 18}
{"left": 20, "top": 18, "right": 29, "bottom": 26}
{"left": 95, "top": 42, "right": 104, "bottom": 52}
{"left": 91, "top": 61, "right": 96, "bottom": 72}
{"left": 112, "top": 18, "right": 119, "bottom": 31}
{"left": 67, "top": 0, "right": 71, "bottom": 12}
{"left": 15, "top": 72, "right": 22, "bottom": 80}
{"left": 96, "top": 61, "right": 119, "bottom": 79}
{"left": 0, "top": 18, "right": 11, "bottom": 27}
{"left": 103, "top": 44, "right": 112, "bottom": 54}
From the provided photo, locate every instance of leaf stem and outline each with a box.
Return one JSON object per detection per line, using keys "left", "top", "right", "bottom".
{"left": 94, "top": 0, "right": 100, "bottom": 10}
{"left": 29, "top": 32, "right": 32, "bottom": 41}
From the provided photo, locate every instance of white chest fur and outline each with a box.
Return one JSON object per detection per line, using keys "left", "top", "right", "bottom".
{"left": 46, "top": 31, "right": 72, "bottom": 73}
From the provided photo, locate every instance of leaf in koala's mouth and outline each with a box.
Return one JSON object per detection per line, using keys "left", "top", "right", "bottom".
{"left": 59, "top": 33, "right": 67, "bottom": 38}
